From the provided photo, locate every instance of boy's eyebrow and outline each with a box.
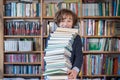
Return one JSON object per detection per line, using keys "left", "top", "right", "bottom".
{"left": 62, "top": 18, "right": 73, "bottom": 20}
{"left": 62, "top": 18, "right": 73, "bottom": 19}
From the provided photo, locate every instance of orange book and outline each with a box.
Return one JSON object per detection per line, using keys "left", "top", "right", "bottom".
{"left": 95, "top": 20, "right": 98, "bottom": 36}
{"left": 42, "top": 3, "right": 47, "bottom": 16}
{"left": 113, "top": 57, "right": 118, "bottom": 74}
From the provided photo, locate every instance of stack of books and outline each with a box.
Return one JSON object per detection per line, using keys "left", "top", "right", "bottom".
{"left": 43, "top": 27, "right": 78, "bottom": 80}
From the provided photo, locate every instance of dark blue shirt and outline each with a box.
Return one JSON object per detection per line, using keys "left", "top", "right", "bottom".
{"left": 70, "top": 34, "right": 83, "bottom": 70}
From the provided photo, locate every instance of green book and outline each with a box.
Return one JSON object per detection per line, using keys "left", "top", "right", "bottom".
{"left": 88, "top": 38, "right": 101, "bottom": 51}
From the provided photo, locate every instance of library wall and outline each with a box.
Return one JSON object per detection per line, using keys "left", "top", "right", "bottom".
{"left": 0, "top": 0, "right": 3, "bottom": 79}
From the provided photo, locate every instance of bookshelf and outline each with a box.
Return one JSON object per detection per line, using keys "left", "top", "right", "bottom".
{"left": 0, "top": 0, "right": 120, "bottom": 80}
{"left": 1, "top": 0, "right": 46, "bottom": 80}
{"left": 81, "top": 0, "right": 120, "bottom": 80}
{"left": 0, "top": 0, "right": 4, "bottom": 79}
{"left": 42, "top": 0, "right": 120, "bottom": 80}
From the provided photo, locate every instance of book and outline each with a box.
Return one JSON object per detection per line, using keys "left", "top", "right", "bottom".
{"left": 43, "top": 69, "right": 67, "bottom": 75}
{"left": 46, "top": 75, "right": 68, "bottom": 80}
{"left": 44, "top": 54, "right": 70, "bottom": 61}
{"left": 45, "top": 48, "right": 71, "bottom": 57}
{"left": 44, "top": 27, "right": 78, "bottom": 78}
{"left": 55, "top": 27, "right": 78, "bottom": 33}
{"left": 88, "top": 38, "right": 101, "bottom": 51}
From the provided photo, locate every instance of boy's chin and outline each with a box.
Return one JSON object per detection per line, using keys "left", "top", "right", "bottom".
{"left": 60, "top": 26, "right": 71, "bottom": 28}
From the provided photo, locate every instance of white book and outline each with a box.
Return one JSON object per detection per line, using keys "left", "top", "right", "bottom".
{"left": 44, "top": 63, "right": 71, "bottom": 76}
{"left": 50, "top": 31, "right": 77, "bottom": 39}
{"left": 47, "top": 39, "right": 70, "bottom": 44}
{"left": 43, "top": 69, "right": 67, "bottom": 75}
{"left": 4, "top": 41, "right": 18, "bottom": 51}
{"left": 46, "top": 44, "right": 67, "bottom": 49}
{"left": 18, "top": 41, "right": 33, "bottom": 51}
{"left": 45, "top": 61, "right": 72, "bottom": 69}
{"left": 49, "top": 37, "right": 72, "bottom": 40}
{"left": 45, "top": 58, "right": 71, "bottom": 64}
{"left": 46, "top": 42, "right": 72, "bottom": 51}
{"left": 45, "top": 67, "right": 69, "bottom": 72}
{"left": 47, "top": 75, "right": 68, "bottom": 80}
{"left": 50, "top": 33, "right": 73, "bottom": 38}
{"left": 25, "top": 3, "right": 31, "bottom": 17}
{"left": 55, "top": 27, "right": 78, "bottom": 33}
{"left": 44, "top": 54, "right": 69, "bottom": 61}
{"left": 45, "top": 48, "right": 71, "bottom": 57}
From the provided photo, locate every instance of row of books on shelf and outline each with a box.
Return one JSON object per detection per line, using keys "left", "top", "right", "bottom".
{"left": 82, "top": 54, "right": 120, "bottom": 75}
{"left": 3, "top": 78, "right": 39, "bottom": 80}
{"left": 82, "top": 78, "right": 116, "bottom": 80}
{"left": 43, "top": 2, "right": 81, "bottom": 16}
{"left": 82, "top": 0, "right": 120, "bottom": 16}
{"left": 4, "top": 0, "right": 120, "bottom": 17}
{"left": 43, "top": 0, "right": 120, "bottom": 16}
{"left": 43, "top": 27, "right": 78, "bottom": 80}
{"left": 4, "top": 19, "right": 120, "bottom": 36}
{"left": 5, "top": 54, "right": 41, "bottom": 62}
{"left": 3, "top": 78, "right": 118, "bottom": 80}
{"left": 80, "top": 19, "right": 120, "bottom": 36}
{"left": 5, "top": 65, "right": 41, "bottom": 74}
{"left": 4, "top": 40, "right": 33, "bottom": 51}
{"left": 4, "top": 37, "right": 120, "bottom": 52}
{"left": 4, "top": 38, "right": 41, "bottom": 51}
{"left": 82, "top": 38, "right": 120, "bottom": 51}
{"left": 46, "top": 20, "right": 120, "bottom": 37}
{"left": 4, "top": 20, "right": 41, "bottom": 35}
{"left": 4, "top": 2, "right": 41, "bottom": 17}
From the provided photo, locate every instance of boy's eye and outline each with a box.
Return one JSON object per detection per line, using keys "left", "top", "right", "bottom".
{"left": 61, "top": 19, "right": 72, "bottom": 22}
{"left": 61, "top": 20, "right": 65, "bottom": 22}
{"left": 68, "top": 20, "right": 72, "bottom": 22}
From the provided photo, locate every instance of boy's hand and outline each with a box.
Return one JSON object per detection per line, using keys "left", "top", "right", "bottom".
{"left": 67, "top": 69, "right": 78, "bottom": 79}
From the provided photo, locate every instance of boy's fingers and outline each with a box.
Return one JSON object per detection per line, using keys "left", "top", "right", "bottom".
{"left": 67, "top": 70, "right": 72, "bottom": 74}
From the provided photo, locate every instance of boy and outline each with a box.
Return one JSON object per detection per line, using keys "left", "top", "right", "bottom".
{"left": 54, "top": 9, "right": 83, "bottom": 79}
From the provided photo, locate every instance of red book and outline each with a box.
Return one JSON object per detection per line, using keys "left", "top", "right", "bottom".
{"left": 113, "top": 57, "right": 118, "bottom": 74}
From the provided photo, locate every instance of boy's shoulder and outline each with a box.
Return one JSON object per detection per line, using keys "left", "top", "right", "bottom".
{"left": 74, "top": 34, "right": 81, "bottom": 41}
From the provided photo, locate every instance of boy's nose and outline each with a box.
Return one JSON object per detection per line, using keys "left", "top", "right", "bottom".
{"left": 63, "top": 22, "right": 68, "bottom": 27}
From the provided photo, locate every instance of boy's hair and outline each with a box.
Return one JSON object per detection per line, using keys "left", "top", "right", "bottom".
{"left": 54, "top": 9, "right": 78, "bottom": 27}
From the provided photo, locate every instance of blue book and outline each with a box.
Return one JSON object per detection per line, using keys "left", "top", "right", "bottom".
{"left": 5, "top": 3, "right": 11, "bottom": 16}
{"left": 98, "top": 2, "right": 103, "bottom": 16}
{"left": 28, "top": 65, "right": 32, "bottom": 74}
{"left": 36, "top": 3, "right": 40, "bottom": 17}
{"left": 113, "top": 0, "right": 117, "bottom": 16}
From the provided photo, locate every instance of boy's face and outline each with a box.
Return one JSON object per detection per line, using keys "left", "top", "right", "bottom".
{"left": 59, "top": 15, "right": 73, "bottom": 28}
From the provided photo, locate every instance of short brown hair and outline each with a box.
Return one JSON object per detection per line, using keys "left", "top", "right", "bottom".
{"left": 54, "top": 9, "right": 78, "bottom": 27}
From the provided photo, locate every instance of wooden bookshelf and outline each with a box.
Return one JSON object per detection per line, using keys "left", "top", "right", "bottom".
{"left": 0, "top": 0, "right": 3, "bottom": 79}
{"left": 3, "top": 74, "right": 42, "bottom": 77}
{"left": 0, "top": 0, "right": 120, "bottom": 80}
{"left": 1, "top": 0, "right": 44, "bottom": 79}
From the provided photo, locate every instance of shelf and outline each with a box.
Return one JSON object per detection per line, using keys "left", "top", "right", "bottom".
{"left": 82, "top": 75, "right": 120, "bottom": 77}
{"left": 4, "top": 51, "right": 43, "bottom": 53}
{"left": 4, "top": 62, "right": 41, "bottom": 65}
{"left": 83, "top": 51, "right": 120, "bottom": 54}
{"left": 81, "top": 36, "right": 120, "bottom": 38}
{"left": 4, "top": 35, "right": 49, "bottom": 38}
{"left": 80, "top": 16, "right": 120, "bottom": 19}
{"left": 4, "top": 74, "right": 120, "bottom": 78}
{"left": 43, "top": 35, "right": 49, "bottom": 38}
{"left": 43, "top": 16, "right": 120, "bottom": 19}
{"left": 3, "top": 17, "right": 41, "bottom": 19}
{"left": 43, "top": 16, "right": 54, "bottom": 19}
{"left": 3, "top": 74, "right": 41, "bottom": 77}
{"left": 4, "top": 35, "right": 42, "bottom": 38}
